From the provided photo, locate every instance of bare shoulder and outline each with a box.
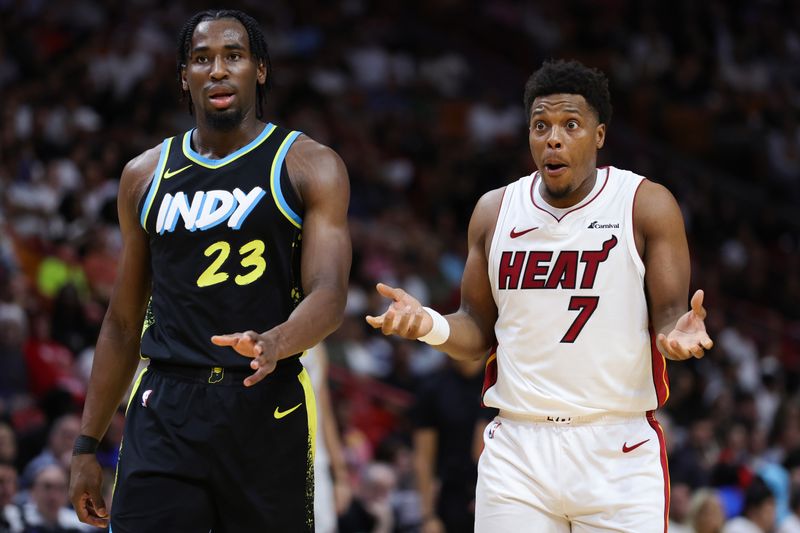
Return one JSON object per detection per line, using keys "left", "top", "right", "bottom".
{"left": 634, "top": 179, "right": 684, "bottom": 239}
{"left": 474, "top": 187, "right": 506, "bottom": 218}
{"left": 284, "top": 134, "right": 349, "bottom": 204}
{"left": 635, "top": 180, "right": 681, "bottom": 221}
{"left": 119, "top": 144, "right": 162, "bottom": 207}
{"left": 470, "top": 186, "right": 506, "bottom": 246}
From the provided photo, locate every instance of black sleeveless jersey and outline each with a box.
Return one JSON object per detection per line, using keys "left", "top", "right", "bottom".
{"left": 138, "top": 123, "right": 304, "bottom": 368}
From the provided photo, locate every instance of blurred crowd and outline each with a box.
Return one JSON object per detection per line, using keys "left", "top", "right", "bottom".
{"left": 1, "top": 0, "right": 799, "bottom": 531}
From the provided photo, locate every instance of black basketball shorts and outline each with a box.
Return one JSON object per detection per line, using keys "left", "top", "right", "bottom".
{"left": 110, "top": 357, "right": 315, "bottom": 533}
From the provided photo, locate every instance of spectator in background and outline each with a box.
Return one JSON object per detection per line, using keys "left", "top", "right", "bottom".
{"left": 22, "top": 315, "right": 83, "bottom": 403}
{"left": 689, "top": 488, "right": 725, "bottom": 533}
{"left": 35, "top": 243, "right": 88, "bottom": 302}
{"left": 16, "top": 464, "right": 83, "bottom": 533}
{"left": 413, "top": 358, "right": 496, "bottom": 533}
{"left": 670, "top": 482, "right": 694, "bottom": 533}
{"left": 724, "top": 477, "right": 777, "bottom": 533}
{"left": 0, "top": 461, "right": 17, "bottom": 533}
{"left": 0, "top": 424, "right": 16, "bottom": 468}
{"left": 20, "top": 415, "right": 79, "bottom": 492}
{"left": 778, "top": 486, "right": 800, "bottom": 533}
{"left": 339, "top": 462, "right": 396, "bottom": 533}
{"left": 49, "top": 285, "right": 93, "bottom": 357}
{"left": 0, "top": 301, "right": 27, "bottom": 404}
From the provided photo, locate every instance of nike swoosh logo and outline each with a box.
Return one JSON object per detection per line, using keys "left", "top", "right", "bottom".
{"left": 163, "top": 164, "right": 192, "bottom": 179}
{"left": 622, "top": 439, "right": 650, "bottom": 453}
{"left": 510, "top": 226, "right": 538, "bottom": 239}
{"left": 274, "top": 403, "right": 302, "bottom": 419}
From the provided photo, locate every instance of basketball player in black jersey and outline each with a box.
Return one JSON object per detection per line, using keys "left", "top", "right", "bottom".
{"left": 68, "top": 10, "right": 350, "bottom": 532}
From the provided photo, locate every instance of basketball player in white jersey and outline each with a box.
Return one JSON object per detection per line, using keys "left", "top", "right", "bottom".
{"left": 366, "top": 59, "right": 713, "bottom": 532}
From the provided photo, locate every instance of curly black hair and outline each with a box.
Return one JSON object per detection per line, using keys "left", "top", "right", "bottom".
{"left": 176, "top": 9, "right": 272, "bottom": 119}
{"left": 523, "top": 59, "right": 612, "bottom": 126}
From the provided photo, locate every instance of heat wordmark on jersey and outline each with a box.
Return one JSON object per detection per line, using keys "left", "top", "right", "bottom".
{"left": 498, "top": 235, "right": 618, "bottom": 290}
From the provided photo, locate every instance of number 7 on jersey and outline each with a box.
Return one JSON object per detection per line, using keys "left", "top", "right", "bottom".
{"left": 560, "top": 296, "right": 599, "bottom": 343}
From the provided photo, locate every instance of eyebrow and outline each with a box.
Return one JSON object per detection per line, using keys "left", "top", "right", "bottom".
{"left": 191, "top": 43, "right": 247, "bottom": 53}
{"left": 532, "top": 106, "right": 583, "bottom": 116}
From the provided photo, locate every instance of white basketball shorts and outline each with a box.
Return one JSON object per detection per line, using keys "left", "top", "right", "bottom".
{"left": 475, "top": 411, "right": 669, "bottom": 533}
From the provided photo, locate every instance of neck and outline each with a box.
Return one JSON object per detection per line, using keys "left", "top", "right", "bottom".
{"left": 192, "top": 114, "right": 264, "bottom": 159}
{"left": 540, "top": 167, "right": 598, "bottom": 209}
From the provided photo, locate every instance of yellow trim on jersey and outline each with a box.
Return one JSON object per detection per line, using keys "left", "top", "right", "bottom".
{"left": 659, "top": 355, "right": 670, "bottom": 403}
{"left": 125, "top": 367, "right": 149, "bottom": 414}
{"left": 113, "top": 367, "right": 149, "bottom": 500}
{"left": 182, "top": 123, "right": 277, "bottom": 169}
{"left": 297, "top": 367, "right": 317, "bottom": 460}
{"left": 140, "top": 138, "right": 173, "bottom": 231}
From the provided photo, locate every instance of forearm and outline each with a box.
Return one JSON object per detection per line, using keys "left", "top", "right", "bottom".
{"left": 80, "top": 319, "right": 143, "bottom": 439}
{"left": 435, "top": 310, "right": 494, "bottom": 362}
{"left": 265, "top": 286, "right": 346, "bottom": 360}
{"left": 653, "top": 305, "right": 686, "bottom": 337}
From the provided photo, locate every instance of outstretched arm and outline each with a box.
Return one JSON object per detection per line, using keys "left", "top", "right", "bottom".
{"left": 212, "top": 136, "right": 351, "bottom": 385}
{"left": 366, "top": 189, "right": 502, "bottom": 361}
{"left": 636, "top": 180, "right": 713, "bottom": 360}
{"left": 69, "top": 147, "right": 159, "bottom": 527}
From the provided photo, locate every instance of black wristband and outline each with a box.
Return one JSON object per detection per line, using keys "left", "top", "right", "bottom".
{"left": 72, "top": 435, "right": 100, "bottom": 456}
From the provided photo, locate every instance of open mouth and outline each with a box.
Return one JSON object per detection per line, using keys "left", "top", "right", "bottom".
{"left": 545, "top": 163, "right": 567, "bottom": 171}
{"left": 208, "top": 92, "right": 235, "bottom": 109}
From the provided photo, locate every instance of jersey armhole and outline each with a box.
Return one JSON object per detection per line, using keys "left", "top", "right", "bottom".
{"left": 270, "top": 130, "right": 303, "bottom": 229}
{"left": 139, "top": 137, "right": 173, "bottom": 231}
{"left": 627, "top": 177, "right": 647, "bottom": 278}
{"left": 487, "top": 185, "right": 511, "bottom": 296}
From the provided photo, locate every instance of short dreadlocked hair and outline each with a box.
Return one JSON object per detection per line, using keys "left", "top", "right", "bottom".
{"left": 523, "top": 59, "right": 612, "bottom": 126}
{"left": 177, "top": 9, "right": 272, "bottom": 119}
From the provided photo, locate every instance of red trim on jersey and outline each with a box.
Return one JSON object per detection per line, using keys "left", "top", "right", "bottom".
{"left": 631, "top": 177, "right": 646, "bottom": 257}
{"left": 529, "top": 167, "right": 610, "bottom": 222}
{"left": 647, "top": 411, "right": 670, "bottom": 533}
{"left": 649, "top": 327, "right": 670, "bottom": 406}
{"left": 481, "top": 349, "right": 498, "bottom": 407}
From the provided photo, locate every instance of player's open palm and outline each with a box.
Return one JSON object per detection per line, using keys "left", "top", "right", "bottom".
{"left": 657, "top": 289, "right": 714, "bottom": 360}
{"left": 366, "top": 283, "right": 433, "bottom": 339}
{"left": 211, "top": 331, "right": 278, "bottom": 386}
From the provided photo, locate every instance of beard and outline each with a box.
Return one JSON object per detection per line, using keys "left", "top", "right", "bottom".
{"left": 206, "top": 107, "right": 243, "bottom": 131}
{"left": 543, "top": 181, "right": 573, "bottom": 199}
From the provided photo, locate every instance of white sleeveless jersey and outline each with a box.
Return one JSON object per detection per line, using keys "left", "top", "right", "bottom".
{"left": 484, "top": 166, "right": 669, "bottom": 417}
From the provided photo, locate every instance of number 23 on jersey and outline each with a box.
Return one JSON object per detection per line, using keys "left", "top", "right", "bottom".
{"left": 197, "top": 239, "right": 266, "bottom": 287}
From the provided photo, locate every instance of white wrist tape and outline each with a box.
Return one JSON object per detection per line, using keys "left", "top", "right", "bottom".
{"left": 418, "top": 307, "right": 450, "bottom": 346}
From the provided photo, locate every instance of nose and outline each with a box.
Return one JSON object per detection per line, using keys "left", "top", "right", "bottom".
{"left": 546, "top": 127, "right": 563, "bottom": 149}
{"left": 210, "top": 55, "right": 228, "bottom": 80}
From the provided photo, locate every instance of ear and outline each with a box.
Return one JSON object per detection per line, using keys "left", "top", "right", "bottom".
{"left": 595, "top": 123, "right": 606, "bottom": 149}
{"left": 181, "top": 65, "right": 188, "bottom": 92}
{"left": 256, "top": 59, "right": 267, "bottom": 85}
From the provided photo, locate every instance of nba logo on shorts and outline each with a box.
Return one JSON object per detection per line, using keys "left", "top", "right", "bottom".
{"left": 142, "top": 389, "right": 153, "bottom": 407}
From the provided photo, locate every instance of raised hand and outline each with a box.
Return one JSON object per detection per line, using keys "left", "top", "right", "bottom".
{"left": 657, "top": 289, "right": 714, "bottom": 360}
{"left": 211, "top": 331, "right": 277, "bottom": 386}
{"left": 365, "top": 283, "right": 433, "bottom": 339}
